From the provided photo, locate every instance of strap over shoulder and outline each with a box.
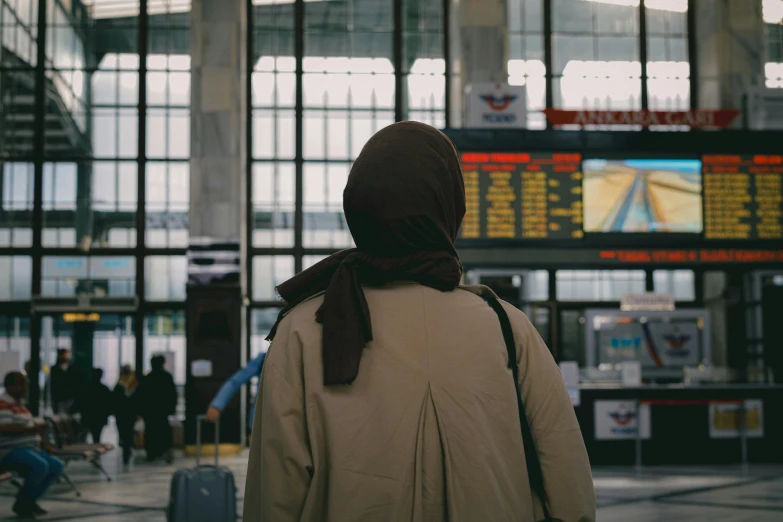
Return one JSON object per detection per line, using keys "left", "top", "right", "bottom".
{"left": 476, "top": 291, "right": 553, "bottom": 522}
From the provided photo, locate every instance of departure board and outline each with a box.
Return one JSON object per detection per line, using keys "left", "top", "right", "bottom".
{"left": 703, "top": 155, "right": 783, "bottom": 240}
{"left": 460, "top": 152, "right": 584, "bottom": 240}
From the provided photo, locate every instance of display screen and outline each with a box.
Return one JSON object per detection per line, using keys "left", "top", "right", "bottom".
{"left": 582, "top": 159, "right": 703, "bottom": 233}
{"left": 460, "top": 152, "right": 583, "bottom": 240}
{"left": 703, "top": 155, "right": 783, "bottom": 240}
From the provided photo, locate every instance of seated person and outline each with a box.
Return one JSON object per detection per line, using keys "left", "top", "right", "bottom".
{"left": 0, "top": 371, "right": 64, "bottom": 518}
{"left": 205, "top": 352, "right": 266, "bottom": 428}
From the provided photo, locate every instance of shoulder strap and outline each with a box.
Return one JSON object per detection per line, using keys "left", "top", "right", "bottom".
{"left": 479, "top": 293, "right": 551, "bottom": 521}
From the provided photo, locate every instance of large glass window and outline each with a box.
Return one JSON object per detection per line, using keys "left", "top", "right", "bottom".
{"left": 146, "top": 161, "right": 189, "bottom": 247}
{"left": 0, "top": 315, "right": 31, "bottom": 377}
{"left": 145, "top": 255, "right": 187, "bottom": 301}
{"left": 302, "top": 0, "right": 394, "bottom": 250}
{"left": 766, "top": 0, "right": 783, "bottom": 88}
{"left": 1, "top": 163, "right": 34, "bottom": 247}
{"left": 145, "top": 2, "right": 191, "bottom": 247}
{"left": 552, "top": 0, "right": 641, "bottom": 113}
{"left": 508, "top": 0, "right": 546, "bottom": 128}
{"left": 403, "top": 0, "right": 446, "bottom": 126}
{"left": 251, "top": 1, "right": 295, "bottom": 250}
{"left": 0, "top": 256, "right": 32, "bottom": 300}
{"left": 250, "top": 307, "right": 278, "bottom": 358}
{"left": 41, "top": 256, "right": 135, "bottom": 297}
{"left": 646, "top": 0, "right": 689, "bottom": 111}
{"left": 252, "top": 255, "right": 294, "bottom": 301}
{"left": 653, "top": 269, "right": 695, "bottom": 302}
{"left": 42, "top": 161, "right": 138, "bottom": 248}
{"left": 556, "top": 269, "right": 646, "bottom": 301}
{"left": 0, "top": 0, "right": 37, "bottom": 69}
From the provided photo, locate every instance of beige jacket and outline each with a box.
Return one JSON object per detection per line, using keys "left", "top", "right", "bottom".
{"left": 244, "top": 283, "right": 595, "bottom": 522}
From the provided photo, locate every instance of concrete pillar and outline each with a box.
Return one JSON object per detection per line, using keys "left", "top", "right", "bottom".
{"left": 187, "top": 0, "right": 247, "bottom": 451}
{"left": 190, "top": 0, "right": 246, "bottom": 239}
{"left": 695, "top": 0, "right": 765, "bottom": 118}
{"left": 450, "top": 0, "right": 509, "bottom": 126}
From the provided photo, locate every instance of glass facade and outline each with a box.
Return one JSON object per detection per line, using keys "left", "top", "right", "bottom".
{"left": 765, "top": 0, "right": 783, "bottom": 88}
{"left": 0, "top": 0, "right": 773, "bottom": 390}
{"left": 552, "top": 0, "right": 642, "bottom": 112}
{"left": 508, "top": 0, "right": 546, "bottom": 129}
{"left": 556, "top": 270, "right": 646, "bottom": 302}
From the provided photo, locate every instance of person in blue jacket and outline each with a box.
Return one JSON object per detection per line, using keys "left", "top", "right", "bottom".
{"left": 205, "top": 352, "right": 266, "bottom": 428}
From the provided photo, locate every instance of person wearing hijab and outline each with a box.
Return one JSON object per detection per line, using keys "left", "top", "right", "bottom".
{"left": 243, "top": 122, "right": 595, "bottom": 522}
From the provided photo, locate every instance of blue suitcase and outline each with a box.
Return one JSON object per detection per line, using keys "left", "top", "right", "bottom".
{"left": 167, "top": 416, "right": 237, "bottom": 522}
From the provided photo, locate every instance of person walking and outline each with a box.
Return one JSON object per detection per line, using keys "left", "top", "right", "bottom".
{"left": 113, "top": 365, "right": 138, "bottom": 465}
{"left": 135, "top": 355, "right": 177, "bottom": 463}
{"left": 205, "top": 351, "right": 266, "bottom": 431}
{"left": 48, "top": 349, "right": 80, "bottom": 414}
{"left": 243, "top": 122, "right": 595, "bottom": 522}
{"left": 0, "top": 372, "right": 64, "bottom": 518}
{"left": 79, "top": 368, "right": 113, "bottom": 444}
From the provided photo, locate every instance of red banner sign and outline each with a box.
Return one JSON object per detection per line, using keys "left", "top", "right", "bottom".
{"left": 599, "top": 249, "right": 783, "bottom": 263}
{"left": 543, "top": 109, "right": 740, "bottom": 129}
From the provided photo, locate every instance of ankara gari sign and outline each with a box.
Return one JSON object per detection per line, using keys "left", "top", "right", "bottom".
{"left": 543, "top": 108, "right": 740, "bottom": 129}
{"left": 466, "top": 83, "right": 527, "bottom": 128}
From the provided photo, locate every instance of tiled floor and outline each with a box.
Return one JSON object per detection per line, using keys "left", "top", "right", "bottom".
{"left": 2, "top": 452, "right": 782, "bottom": 520}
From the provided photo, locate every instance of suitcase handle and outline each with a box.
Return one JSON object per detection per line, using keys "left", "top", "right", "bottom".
{"left": 195, "top": 414, "right": 220, "bottom": 467}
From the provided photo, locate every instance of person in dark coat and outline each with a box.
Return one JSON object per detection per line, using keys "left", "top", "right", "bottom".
{"left": 48, "top": 349, "right": 80, "bottom": 414}
{"left": 135, "top": 355, "right": 178, "bottom": 463}
{"left": 113, "top": 365, "right": 138, "bottom": 465}
{"left": 79, "top": 368, "right": 113, "bottom": 444}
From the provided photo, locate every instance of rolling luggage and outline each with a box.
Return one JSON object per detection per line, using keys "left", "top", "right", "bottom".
{"left": 167, "top": 415, "right": 237, "bottom": 522}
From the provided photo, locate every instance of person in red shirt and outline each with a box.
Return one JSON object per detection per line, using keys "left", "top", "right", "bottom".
{"left": 0, "top": 371, "right": 64, "bottom": 518}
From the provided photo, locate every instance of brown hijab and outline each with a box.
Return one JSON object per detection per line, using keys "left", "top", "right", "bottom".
{"left": 268, "top": 121, "right": 466, "bottom": 385}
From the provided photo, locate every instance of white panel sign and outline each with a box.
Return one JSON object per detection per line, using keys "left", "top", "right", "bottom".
{"left": 465, "top": 83, "right": 527, "bottom": 128}
{"left": 559, "top": 361, "right": 581, "bottom": 406}
{"left": 709, "top": 399, "right": 764, "bottom": 439}
{"left": 43, "top": 257, "right": 88, "bottom": 278}
{"left": 594, "top": 400, "right": 651, "bottom": 440}
{"left": 621, "top": 292, "right": 675, "bottom": 311}
{"left": 621, "top": 361, "right": 642, "bottom": 387}
{"left": 90, "top": 257, "right": 136, "bottom": 278}
{"left": 191, "top": 359, "right": 213, "bottom": 378}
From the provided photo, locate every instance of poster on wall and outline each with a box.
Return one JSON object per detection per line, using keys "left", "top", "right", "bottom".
{"left": 465, "top": 83, "right": 527, "bottom": 128}
{"left": 647, "top": 323, "right": 701, "bottom": 366}
{"left": 594, "top": 400, "right": 651, "bottom": 440}
{"left": 709, "top": 399, "right": 764, "bottom": 438}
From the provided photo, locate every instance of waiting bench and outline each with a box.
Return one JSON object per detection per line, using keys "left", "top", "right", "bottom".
{"left": 45, "top": 415, "right": 114, "bottom": 486}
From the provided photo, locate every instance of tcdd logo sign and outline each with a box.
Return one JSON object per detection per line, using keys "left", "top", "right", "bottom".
{"left": 595, "top": 400, "right": 650, "bottom": 440}
{"left": 480, "top": 93, "right": 518, "bottom": 111}
{"left": 466, "top": 83, "right": 526, "bottom": 128}
{"left": 607, "top": 405, "right": 637, "bottom": 435}
{"left": 479, "top": 93, "right": 518, "bottom": 124}
{"left": 663, "top": 326, "right": 691, "bottom": 357}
